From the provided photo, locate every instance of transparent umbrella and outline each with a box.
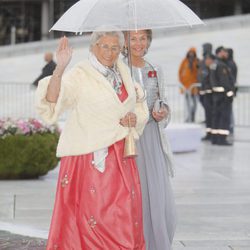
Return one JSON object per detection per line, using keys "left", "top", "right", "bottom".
{"left": 50, "top": 0, "right": 203, "bottom": 33}
{"left": 50, "top": 0, "right": 203, "bottom": 158}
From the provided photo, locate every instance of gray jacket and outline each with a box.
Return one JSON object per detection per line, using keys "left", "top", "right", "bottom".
{"left": 155, "top": 64, "right": 175, "bottom": 177}
{"left": 130, "top": 60, "right": 175, "bottom": 177}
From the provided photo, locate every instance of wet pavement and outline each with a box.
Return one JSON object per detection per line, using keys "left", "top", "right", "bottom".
{"left": 0, "top": 230, "right": 46, "bottom": 250}
{"left": 0, "top": 127, "right": 249, "bottom": 250}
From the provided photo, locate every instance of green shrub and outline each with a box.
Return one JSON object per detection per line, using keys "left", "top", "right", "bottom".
{"left": 0, "top": 133, "right": 59, "bottom": 179}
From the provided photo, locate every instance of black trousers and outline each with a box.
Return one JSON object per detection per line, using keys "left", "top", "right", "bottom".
{"left": 203, "top": 93, "right": 213, "bottom": 131}
{"left": 212, "top": 92, "right": 232, "bottom": 132}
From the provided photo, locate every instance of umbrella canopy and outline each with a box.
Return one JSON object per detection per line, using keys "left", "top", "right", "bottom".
{"left": 50, "top": 0, "right": 203, "bottom": 33}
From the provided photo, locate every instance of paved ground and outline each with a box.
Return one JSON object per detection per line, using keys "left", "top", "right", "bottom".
{"left": 0, "top": 231, "right": 46, "bottom": 250}
{"left": 172, "top": 127, "right": 250, "bottom": 249}
{"left": 0, "top": 127, "right": 249, "bottom": 250}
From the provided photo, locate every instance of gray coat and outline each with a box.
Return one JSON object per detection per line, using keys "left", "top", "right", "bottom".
{"left": 130, "top": 60, "right": 175, "bottom": 177}
{"left": 154, "top": 64, "right": 175, "bottom": 177}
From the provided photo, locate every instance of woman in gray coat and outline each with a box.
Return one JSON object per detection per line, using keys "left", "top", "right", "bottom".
{"left": 124, "top": 30, "right": 176, "bottom": 250}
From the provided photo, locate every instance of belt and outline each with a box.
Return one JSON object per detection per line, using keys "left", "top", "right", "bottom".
{"left": 212, "top": 87, "right": 225, "bottom": 92}
{"left": 200, "top": 89, "right": 212, "bottom": 95}
{"left": 211, "top": 129, "right": 230, "bottom": 135}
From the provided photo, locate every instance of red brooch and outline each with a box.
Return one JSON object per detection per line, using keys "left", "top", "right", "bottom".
{"left": 148, "top": 70, "right": 157, "bottom": 78}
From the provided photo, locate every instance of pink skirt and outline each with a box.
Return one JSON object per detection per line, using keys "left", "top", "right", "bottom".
{"left": 46, "top": 139, "right": 145, "bottom": 250}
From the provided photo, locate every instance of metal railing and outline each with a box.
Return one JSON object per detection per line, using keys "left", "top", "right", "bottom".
{"left": 0, "top": 82, "right": 38, "bottom": 119}
{"left": 166, "top": 83, "right": 250, "bottom": 127}
{"left": 1, "top": 82, "right": 250, "bottom": 127}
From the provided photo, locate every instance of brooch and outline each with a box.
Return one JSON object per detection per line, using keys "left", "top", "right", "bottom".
{"left": 148, "top": 70, "right": 157, "bottom": 78}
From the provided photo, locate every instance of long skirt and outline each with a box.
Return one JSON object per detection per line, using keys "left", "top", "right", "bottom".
{"left": 136, "top": 121, "right": 176, "bottom": 250}
{"left": 46, "top": 139, "right": 145, "bottom": 250}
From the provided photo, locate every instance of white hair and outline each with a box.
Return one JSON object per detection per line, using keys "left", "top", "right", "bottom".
{"left": 90, "top": 29, "right": 124, "bottom": 50}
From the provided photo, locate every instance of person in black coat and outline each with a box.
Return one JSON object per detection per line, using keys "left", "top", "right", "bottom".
{"left": 225, "top": 48, "right": 238, "bottom": 134}
{"left": 198, "top": 43, "right": 213, "bottom": 140}
{"left": 32, "top": 52, "right": 56, "bottom": 87}
{"left": 205, "top": 49, "right": 234, "bottom": 146}
{"left": 226, "top": 48, "right": 238, "bottom": 87}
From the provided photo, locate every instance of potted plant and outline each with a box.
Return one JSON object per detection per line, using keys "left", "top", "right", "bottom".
{"left": 0, "top": 118, "right": 60, "bottom": 179}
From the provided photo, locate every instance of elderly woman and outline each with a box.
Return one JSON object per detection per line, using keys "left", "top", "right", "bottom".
{"left": 124, "top": 30, "right": 176, "bottom": 250}
{"left": 35, "top": 31, "right": 148, "bottom": 249}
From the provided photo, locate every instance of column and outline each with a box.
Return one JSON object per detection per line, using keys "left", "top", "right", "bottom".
{"left": 234, "top": 0, "right": 243, "bottom": 15}
{"left": 49, "top": 0, "right": 54, "bottom": 39}
{"left": 41, "top": 0, "right": 49, "bottom": 40}
{"left": 195, "top": 0, "right": 201, "bottom": 17}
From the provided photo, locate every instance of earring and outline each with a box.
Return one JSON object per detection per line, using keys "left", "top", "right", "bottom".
{"left": 122, "top": 46, "right": 128, "bottom": 57}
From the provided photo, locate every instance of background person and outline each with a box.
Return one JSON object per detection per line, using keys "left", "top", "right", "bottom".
{"left": 198, "top": 43, "right": 213, "bottom": 140}
{"left": 32, "top": 52, "right": 56, "bottom": 87}
{"left": 178, "top": 47, "right": 200, "bottom": 122}
{"left": 206, "top": 48, "right": 234, "bottom": 145}
{"left": 226, "top": 48, "right": 238, "bottom": 134}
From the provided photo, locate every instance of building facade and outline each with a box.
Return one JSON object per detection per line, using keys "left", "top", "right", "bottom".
{"left": 0, "top": 0, "right": 78, "bottom": 45}
{"left": 0, "top": 0, "right": 250, "bottom": 45}
{"left": 182, "top": 0, "right": 250, "bottom": 18}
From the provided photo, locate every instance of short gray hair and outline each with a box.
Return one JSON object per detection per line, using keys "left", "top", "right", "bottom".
{"left": 90, "top": 30, "right": 125, "bottom": 50}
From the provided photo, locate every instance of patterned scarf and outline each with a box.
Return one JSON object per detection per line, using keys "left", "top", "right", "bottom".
{"left": 89, "top": 52, "right": 123, "bottom": 95}
{"left": 88, "top": 52, "right": 124, "bottom": 173}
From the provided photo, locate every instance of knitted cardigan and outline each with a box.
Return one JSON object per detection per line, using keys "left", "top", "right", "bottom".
{"left": 35, "top": 59, "right": 149, "bottom": 157}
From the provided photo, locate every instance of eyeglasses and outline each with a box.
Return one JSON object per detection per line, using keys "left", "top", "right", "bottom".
{"left": 96, "top": 43, "right": 121, "bottom": 53}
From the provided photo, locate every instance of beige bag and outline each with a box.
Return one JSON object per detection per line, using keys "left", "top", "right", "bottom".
{"left": 123, "top": 117, "right": 137, "bottom": 158}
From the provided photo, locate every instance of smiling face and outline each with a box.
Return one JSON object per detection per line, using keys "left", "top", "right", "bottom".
{"left": 92, "top": 35, "right": 121, "bottom": 67}
{"left": 126, "top": 30, "right": 149, "bottom": 59}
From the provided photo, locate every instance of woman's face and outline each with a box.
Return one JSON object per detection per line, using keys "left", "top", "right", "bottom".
{"left": 92, "top": 35, "right": 121, "bottom": 67}
{"left": 188, "top": 51, "right": 195, "bottom": 58}
{"left": 126, "top": 30, "right": 148, "bottom": 58}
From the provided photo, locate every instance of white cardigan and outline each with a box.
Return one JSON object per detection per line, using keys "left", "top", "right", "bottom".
{"left": 35, "top": 59, "right": 149, "bottom": 157}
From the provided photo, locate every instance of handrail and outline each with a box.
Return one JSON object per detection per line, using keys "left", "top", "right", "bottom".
{"left": 0, "top": 82, "right": 250, "bottom": 126}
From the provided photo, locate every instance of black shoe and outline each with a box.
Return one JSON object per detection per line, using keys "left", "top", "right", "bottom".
{"left": 217, "top": 135, "right": 233, "bottom": 146}
{"left": 217, "top": 140, "right": 233, "bottom": 146}
{"left": 211, "top": 134, "right": 218, "bottom": 144}
{"left": 202, "top": 134, "right": 211, "bottom": 141}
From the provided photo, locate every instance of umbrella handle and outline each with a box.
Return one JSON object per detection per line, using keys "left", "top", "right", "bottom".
{"left": 127, "top": 32, "right": 133, "bottom": 76}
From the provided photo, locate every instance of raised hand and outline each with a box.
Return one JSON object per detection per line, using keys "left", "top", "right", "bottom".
{"left": 46, "top": 37, "right": 72, "bottom": 103}
{"left": 56, "top": 36, "right": 73, "bottom": 71}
